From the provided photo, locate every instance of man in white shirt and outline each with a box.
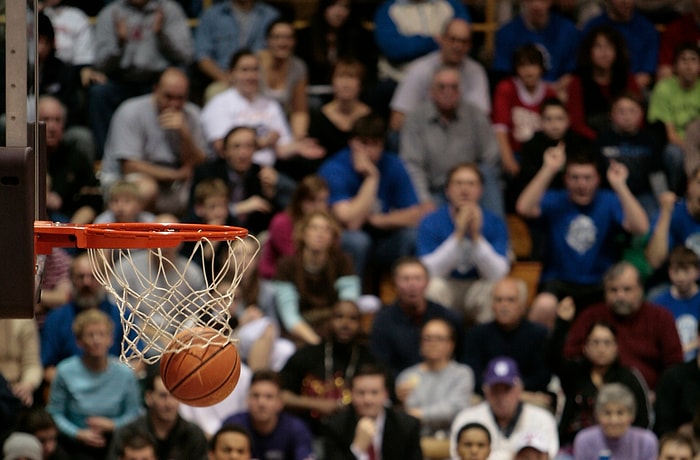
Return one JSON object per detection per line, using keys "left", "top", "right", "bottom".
{"left": 450, "top": 356, "right": 558, "bottom": 460}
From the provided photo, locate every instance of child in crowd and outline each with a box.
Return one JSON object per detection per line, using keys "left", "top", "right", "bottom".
{"left": 650, "top": 246, "right": 700, "bottom": 361}
{"left": 454, "top": 422, "right": 491, "bottom": 460}
{"left": 596, "top": 91, "right": 670, "bottom": 217}
{"left": 573, "top": 383, "right": 658, "bottom": 460}
{"left": 656, "top": 432, "right": 696, "bottom": 460}
{"left": 93, "top": 180, "right": 155, "bottom": 224}
{"left": 507, "top": 98, "right": 590, "bottom": 213}
{"left": 648, "top": 44, "right": 700, "bottom": 153}
{"left": 492, "top": 44, "right": 557, "bottom": 178}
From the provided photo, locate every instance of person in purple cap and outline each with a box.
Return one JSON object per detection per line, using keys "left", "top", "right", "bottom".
{"left": 449, "top": 356, "right": 558, "bottom": 460}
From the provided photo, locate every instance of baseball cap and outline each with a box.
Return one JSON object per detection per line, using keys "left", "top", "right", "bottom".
{"left": 483, "top": 356, "right": 521, "bottom": 387}
{"left": 3, "top": 432, "right": 42, "bottom": 460}
{"left": 514, "top": 432, "right": 549, "bottom": 454}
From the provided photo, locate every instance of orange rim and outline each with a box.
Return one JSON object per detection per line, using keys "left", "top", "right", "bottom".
{"left": 34, "top": 221, "right": 248, "bottom": 253}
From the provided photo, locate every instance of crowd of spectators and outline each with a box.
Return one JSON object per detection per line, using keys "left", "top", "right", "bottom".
{"left": 3, "top": 0, "right": 700, "bottom": 459}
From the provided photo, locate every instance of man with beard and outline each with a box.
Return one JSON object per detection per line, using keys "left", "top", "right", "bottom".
{"left": 562, "top": 261, "right": 683, "bottom": 390}
{"left": 280, "top": 301, "right": 379, "bottom": 436}
{"left": 107, "top": 369, "right": 208, "bottom": 460}
{"left": 40, "top": 253, "right": 134, "bottom": 383}
{"left": 646, "top": 167, "right": 700, "bottom": 270}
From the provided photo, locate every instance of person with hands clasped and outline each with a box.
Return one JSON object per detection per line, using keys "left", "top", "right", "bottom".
{"left": 517, "top": 142, "right": 649, "bottom": 324}
{"left": 417, "top": 162, "right": 510, "bottom": 323}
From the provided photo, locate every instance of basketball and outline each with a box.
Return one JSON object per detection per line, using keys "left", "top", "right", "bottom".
{"left": 160, "top": 327, "right": 241, "bottom": 407}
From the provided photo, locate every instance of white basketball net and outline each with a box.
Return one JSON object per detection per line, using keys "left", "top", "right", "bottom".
{"left": 87, "top": 235, "right": 258, "bottom": 367}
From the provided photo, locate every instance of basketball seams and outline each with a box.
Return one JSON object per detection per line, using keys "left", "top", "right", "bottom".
{"left": 160, "top": 326, "right": 242, "bottom": 406}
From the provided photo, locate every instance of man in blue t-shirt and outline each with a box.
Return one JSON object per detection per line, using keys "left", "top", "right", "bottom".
{"left": 319, "top": 114, "right": 423, "bottom": 283}
{"left": 492, "top": 0, "right": 580, "bottom": 86}
{"left": 516, "top": 143, "right": 649, "bottom": 323}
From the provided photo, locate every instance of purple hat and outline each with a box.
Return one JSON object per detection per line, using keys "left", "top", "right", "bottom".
{"left": 483, "top": 356, "right": 521, "bottom": 386}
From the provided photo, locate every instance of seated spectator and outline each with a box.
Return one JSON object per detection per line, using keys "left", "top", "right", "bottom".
{"left": 563, "top": 262, "right": 683, "bottom": 390}
{"left": 654, "top": 345, "right": 700, "bottom": 437}
{"left": 582, "top": 0, "right": 658, "bottom": 90}
{"left": 323, "top": 363, "right": 422, "bottom": 460}
{"left": 207, "top": 424, "right": 253, "bottom": 460}
{"left": 389, "top": 18, "right": 490, "bottom": 134}
{"left": 284, "top": 58, "right": 370, "bottom": 181}
{"left": 114, "top": 433, "right": 156, "bottom": 460}
{"left": 280, "top": 300, "right": 380, "bottom": 435}
{"left": 259, "top": 175, "right": 330, "bottom": 280}
{"left": 39, "top": 0, "right": 101, "bottom": 86}
{"left": 0, "top": 318, "right": 43, "bottom": 407}
{"left": 400, "top": 67, "right": 502, "bottom": 217}
{"left": 295, "top": 0, "right": 377, "bottom": 105}
{"left": 657, "top": 0, "right": 700, "bottom": 80}
{"left": 648, "top": 44, "right": 700, "bottom": 172}
{"left": 107, "top": 368, "right": 208, "bottom": 460}
{"left": 371, "top": 0, "right": 469, "bottom": 115}
{"left": 492, "top": 0, "right": 579, "bottom": 92}
{"left": 200, "top": 50, "right": 323, "bottom": 167}
{"left": 15, "top": 408, "right": 71, "bottom": 460}
{"left": 369, "top": 257, "right": 464, "bottom": 377}
{"left": 548, "top": 298, "right": 651, "bottom": 455}
{"left": 566, "top": 24, "right": 640, "bottom": 141}
{"left": 449, "top": 357, "right": 559, "bottom": 460}
{"left": 319, "top": 114, "right": 423, "bottom": 282}
{"left": 513, "top": 432, "right": 551, "bottom": 460}
{"left": 181, "top": 179, "right": 241, "bottom": 280}
{"left": 2, "top": 432, "right": 43, "bottom": 460}
{"left": 47, "top": 309, "right": 142, "bottom": 460}
{"left": 516, "top": 143, "right": 649, "bottom": 315}
{"left": 257, "top": 19, "right": 309, "bottom": 139}
{"left": 492, "top": 44, "right": 557, "bottom": 178}
{"left": 649, "top": 246, "right": 700, "bottom": 361}
{"left": 463, "top": 278, "right": 552, "bottom": 405}
{"left": 35, "top": 12, "right": 81, "bottom": 128}
{"left": 396, "top": 318, "right": 474, "bottom": 436}
{"left": 417, "top": 163, "right": 510, "bottom": 322}
{"left": 88, "top": 0, "right": 194, "bottom": 159}
{"left": 193, "top": 0, "right": 279, "bottom": 94}
{"left": 273, "top": 210, "right": 360, "bottom": 346}
{"left": 221, "top": 370, "right": 314, "bottom": 460}
{"left": 508, "top": 98, "right": 589, "bottom": 214}
{"left": 94, "top": 181, "right": 156, "bottom": 224}
{"left": 573, "top": 383, "right": 658, "bottom": 460}
{"left": 190, "top": 126, "right": 292, "bottom": 236}
{"left": 41, "top": 253, "right": 132, "bottom": 382}
{"left": 39, "top": 96, "right": 101, "bottom": 224}
{"left": 453, "top": 422, "right": 491, "bottom": 460}
{"left": 100, "top": 68, "right": 208, "bottom": 216}
{"left": 646, "top": 168, "right": 700, "bottom": 270}
{"left": 657, "top": 432, "right": 697, "bottom": 460}
{"left": 596, "top": 91, "right": 672, "bottom": 217}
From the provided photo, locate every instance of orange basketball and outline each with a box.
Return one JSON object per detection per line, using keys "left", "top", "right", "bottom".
{"left": 160, "top": 327, "right": 241, "bottom": 407}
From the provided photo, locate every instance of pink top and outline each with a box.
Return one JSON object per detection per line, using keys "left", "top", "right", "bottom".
{"left": 259, "top": 211, "right": 296, "bottom": 279}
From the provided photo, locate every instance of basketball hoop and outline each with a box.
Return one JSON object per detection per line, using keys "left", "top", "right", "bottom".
{"left": 34, "top": 221, "right": 257, "bottom": 367}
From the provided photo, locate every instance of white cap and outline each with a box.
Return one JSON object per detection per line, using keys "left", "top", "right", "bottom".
{"left": 514, "top": 432, "right": 548, "bottom": 454}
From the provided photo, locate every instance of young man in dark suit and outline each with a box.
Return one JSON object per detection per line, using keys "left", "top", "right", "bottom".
{"left": 324, "top": 364, "right": 422, "bottom": 460}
